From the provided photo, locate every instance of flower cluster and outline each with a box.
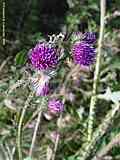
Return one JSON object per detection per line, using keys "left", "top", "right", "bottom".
{"left": 28, "top": 32, "right": 96, "bottom": 118}
{"left": 28, "top": 35, "right": 65, "bottom": 117}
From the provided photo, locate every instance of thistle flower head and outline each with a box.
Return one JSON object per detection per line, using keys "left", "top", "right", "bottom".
{"left": 72, "top": 41, "right": 96, "bottom": 66}
{"left": 36, "top": 83, "right": 49, "bottom": 96}
{"left": 28, "top": 42, "right": 59, "bottom": 71}
{"left": 83, "top": 32, "right": 96, "bottom": 44}
{"left": 48, "top": 99, "right": 64, "bottom": 115}
{"left": 31, "top": 73, "right": 50, "bottom": 96}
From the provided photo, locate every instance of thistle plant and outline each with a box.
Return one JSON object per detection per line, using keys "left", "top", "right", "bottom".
{"left": 12, "top": 30, "right": 96, "bottom": 160}
{"left": 1, "top": 1, "right": 120, "bottom": 160}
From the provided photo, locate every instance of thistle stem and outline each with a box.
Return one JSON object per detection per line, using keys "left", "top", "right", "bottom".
{"left": 17, "top": 92, "right": 34, "bottom": 160}
{"left": 29, "top": 97, "right": 46, "bottom": 158}
{"left": 88, "top": 0, "right": 106, "bottom": 141}
{"left": 29, "top": 111, "right": 42, "bottom": 157}
{"left": 51, "top": 132, "right": 60, "bottom": 160}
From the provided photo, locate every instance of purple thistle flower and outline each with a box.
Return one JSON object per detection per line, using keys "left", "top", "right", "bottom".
{"left": 72, "top": 41, "right": 96, "bottom": 66}
{"left": 83, "top": 32, "right": 96, "bottom": 44}
{"left": 29, "top": 43, "right": 59, "bottom": 71}
{"left": 48, "top": 99, "right": 64, "bottom": 115}
{"left": 36, "top": 82, "right": 49, "bottom": 96}
{"left": 31, "top": 74, "right": 50, "bottom": 96}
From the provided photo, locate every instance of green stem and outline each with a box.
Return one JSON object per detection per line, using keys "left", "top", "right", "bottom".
{"left": 29, "top": 97, "right": 47, "bottom": 158}
{"left": 29, "top": 111, "right": 42, "bottom": 157}
{"left": 51, "top": 133, "right": 60, "bottom": 160}
{"left": 88, "top": 0, "right": 106, "bottom": 141}
{"left": 51, "top": 114, "right": 63, "bottom": 160}
{"left": 17, "top": 92, "right": 34, "bottom": 160}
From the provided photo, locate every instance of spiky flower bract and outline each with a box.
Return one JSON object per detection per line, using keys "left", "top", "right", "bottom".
{"left": 72, "top": 32, "right": 83, "bottom": 42}
{"left": 29, "top": 42, "right": 59, "bottom": 71}
{"left": 48, "top": 99, "right": 64, "bottom": 114}
{"left": 72, "top": 41, "right": 96, "bottom": 66}
{"left": 83, "top": 32, "right": 96, "bottom": 44}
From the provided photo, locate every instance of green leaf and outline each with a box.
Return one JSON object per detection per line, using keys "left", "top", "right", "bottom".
{"left": 15, "top": 49, "right": 27, "bottom": 65}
